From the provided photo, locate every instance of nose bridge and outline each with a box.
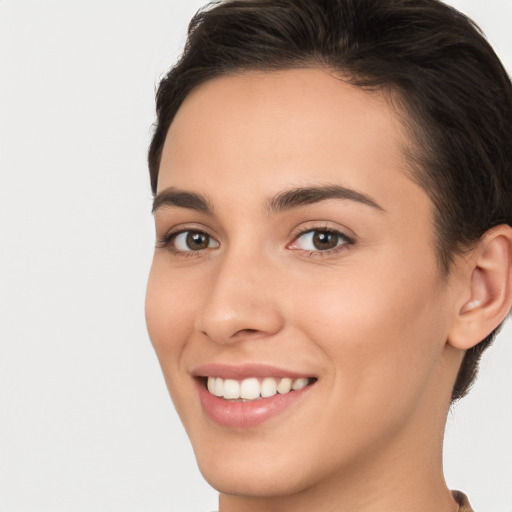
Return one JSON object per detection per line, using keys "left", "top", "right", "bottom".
{"left": 195, "top": 241, "right": 283, "bottom": 343}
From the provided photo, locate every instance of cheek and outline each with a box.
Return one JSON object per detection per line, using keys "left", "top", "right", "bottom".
{"left": 145, "top": 260, "right": 196, "bottom": 371}
{"left": 294, "top": 256, "right": 449, "bottom": 415}
{"left": 145, "top": 260, "right": 205, "bottom": 426}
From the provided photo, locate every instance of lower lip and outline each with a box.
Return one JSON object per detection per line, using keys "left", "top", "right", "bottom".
{"left": 196, "top": 379, "right": 313, "bottom": 428}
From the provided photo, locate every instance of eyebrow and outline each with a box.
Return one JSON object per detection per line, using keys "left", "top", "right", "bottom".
{"left": 152, "top": 184, "right": 384, "bottom": 215}
{"left": 266, "top": 185, "right": 385, "bottom": 213}
{"left": 152, "top": 187, "right": 214, "bottom": 214}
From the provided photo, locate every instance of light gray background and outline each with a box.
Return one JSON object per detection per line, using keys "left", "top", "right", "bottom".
{"left": 0, "top": 1, "right": 511, "bottom": 511}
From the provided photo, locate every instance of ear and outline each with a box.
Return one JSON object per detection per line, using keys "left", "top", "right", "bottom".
{"left": 448, "top": 225, "right": 512, "bottom": 350}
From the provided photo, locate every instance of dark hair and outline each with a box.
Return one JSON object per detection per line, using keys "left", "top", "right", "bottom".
{"left": 148, "top": 0, "right": 512, "bottom": 401}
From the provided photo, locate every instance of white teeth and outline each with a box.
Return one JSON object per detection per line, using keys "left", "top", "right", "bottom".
{"left": 261, "top": 377, "right": 277, "bottom": 398}
{"left": 277, "top": 377, "right": 292, "bottom": 394}
{"left": 214, "top": 377, "right": 223, "bottom": 397}
{"left": 206, "top": 376, "right": 312, "bottom": 400}
{"left": 240, "top": 378, "right": 261, "bottom": 400}
{"left": 292, "top": 377, "right": 309, "bottom": 391}
{"left": 223, "top": 379, "right": 240, "bottom": 399}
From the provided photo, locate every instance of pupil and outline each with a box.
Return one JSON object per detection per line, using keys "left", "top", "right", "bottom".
{"left": 187, "top": 232, "right": 209, "bottom": 250}
{"left": 313, "top": 231, "right": 337, "bottom": 250}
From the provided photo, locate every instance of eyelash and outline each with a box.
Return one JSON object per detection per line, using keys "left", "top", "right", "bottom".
{"left": 289, "top": 226, "right": 355, "bottom": 257}
{"left": 156, "top": 229, "right": 217, "bottom": 258}
{"left": 156, "top": 226, "right": 355, "bottom": 258}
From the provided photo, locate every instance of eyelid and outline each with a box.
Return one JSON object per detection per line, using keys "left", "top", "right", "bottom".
{"left": 154, "top": 221, "right": 355, "bottom": 258}
{"left": 173, "top": 231, "right": 220, "bottom": 251}
{"left": 155, "top": 224, "right": 220, "bottom": 253}
{"left": 290, "top": 220, "right": 356, "bottom": 242}
{"left": 287, "top": 225, "right": 355, "bottom": 255}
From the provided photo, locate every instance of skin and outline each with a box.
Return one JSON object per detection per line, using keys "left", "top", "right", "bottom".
{"left": 145, "top": 68, "right": 470, "bottom": 512}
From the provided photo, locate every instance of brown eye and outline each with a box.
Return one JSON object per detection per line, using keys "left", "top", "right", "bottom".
{"left": 172, "top": 231, "right": 219, "bottom": 251}
{"left": 311, "top": 231, "right": 339, "bottom": 250}
{"left": 186, "top": 232, "right": 209, "bottom": 250}
{"left": 290, "top": 228, "right": 351, "bottom": 253}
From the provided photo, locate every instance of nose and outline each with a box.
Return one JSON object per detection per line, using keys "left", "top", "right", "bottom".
{"left": 194, "top": 248, "right": 284, "bottom": 344}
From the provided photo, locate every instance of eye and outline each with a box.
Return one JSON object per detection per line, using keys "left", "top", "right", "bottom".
{"left": 170, "top": 230, "right": 219, "bottom": 252}
{"left": 289, "top": 228, "right": 352, "bottom": 252}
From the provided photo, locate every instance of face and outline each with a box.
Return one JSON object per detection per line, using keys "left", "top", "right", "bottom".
{"left": 146, "top": 69, "right": 459, "bottom": 500}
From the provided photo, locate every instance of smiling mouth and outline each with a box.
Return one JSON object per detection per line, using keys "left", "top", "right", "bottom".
{"left": 205, "top": 376, "right": 317, "bottom": 401}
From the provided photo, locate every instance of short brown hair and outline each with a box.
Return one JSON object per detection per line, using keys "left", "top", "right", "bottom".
{"left": 148, "top": 0, "right": 512, "bottom": 401}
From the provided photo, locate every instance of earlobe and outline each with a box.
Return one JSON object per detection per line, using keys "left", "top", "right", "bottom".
{"left": 448, "top": 225, "right": 512, "bottom": 350}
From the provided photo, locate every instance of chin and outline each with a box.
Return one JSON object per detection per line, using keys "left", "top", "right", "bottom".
{"left": 198, "top": 459, "right": 312, "bottom": 499}
{"left": 191, "top": 429, "right": 344, "bottom": 501}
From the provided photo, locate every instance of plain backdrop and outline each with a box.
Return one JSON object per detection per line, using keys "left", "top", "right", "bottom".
{"left": 0, "top": 1, "right": 511, "bottom": 511}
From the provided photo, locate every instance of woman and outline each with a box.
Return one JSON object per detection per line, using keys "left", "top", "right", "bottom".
{"left": 145, "top": 0, "right": 512, "bottom": 510}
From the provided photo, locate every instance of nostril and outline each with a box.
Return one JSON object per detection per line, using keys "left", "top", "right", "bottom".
{"left": 196, "top": 299, "right": 285, "bottom": 344}
{"left": 233, "top": 328, "right": 259, "bottom": 337}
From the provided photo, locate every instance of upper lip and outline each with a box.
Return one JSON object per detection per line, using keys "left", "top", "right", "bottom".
{"left": 192, "top": 363, "right": 315, "bottom": 380}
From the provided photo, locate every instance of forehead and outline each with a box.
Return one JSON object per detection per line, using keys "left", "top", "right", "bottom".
{"left": 159, "top": 68, "right": 429, "bottom": 222}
